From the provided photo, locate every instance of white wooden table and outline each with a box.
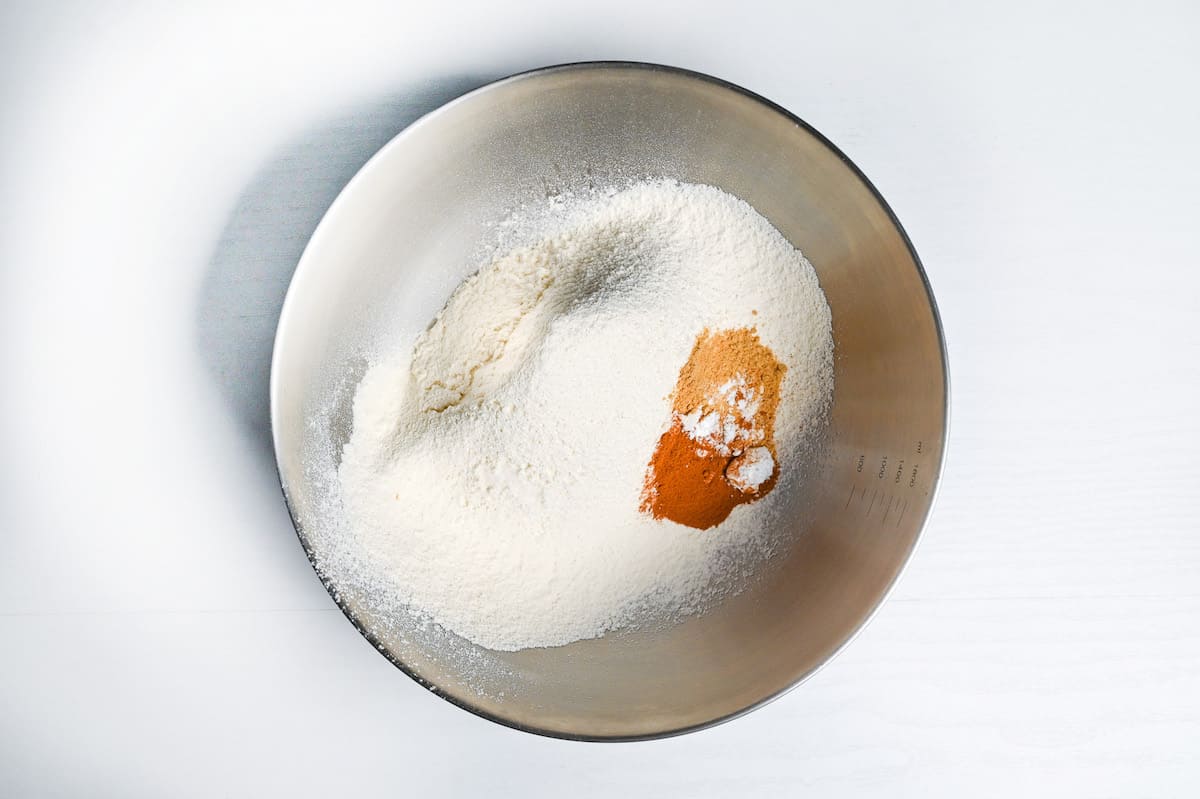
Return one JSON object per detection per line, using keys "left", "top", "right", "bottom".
{"left": 2, "top": 2, "right": 1197, "bottom": 795}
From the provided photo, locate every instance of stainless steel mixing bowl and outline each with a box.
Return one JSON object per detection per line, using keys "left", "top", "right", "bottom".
{"left": 271, "top": 62, "right": 948, "bottom": 740}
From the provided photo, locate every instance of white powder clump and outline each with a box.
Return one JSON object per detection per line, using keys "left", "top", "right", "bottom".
{"left": 337, "top": 180, "right": 833, "bottom": 651}
{"left": 726, "top": 447, "right": 776, "bottom": 493}
{"left": 679, "top": 374, "right": 766, "bottom": 457}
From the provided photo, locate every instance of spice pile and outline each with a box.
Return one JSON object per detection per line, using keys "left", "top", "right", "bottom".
{"left": 335, "top": 180, "right": 833, "bottom": 651}
{"left": 641, "top": 327, "right": 787, "bottom": 529}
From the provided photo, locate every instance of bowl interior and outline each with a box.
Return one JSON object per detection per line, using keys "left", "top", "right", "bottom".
{"left": 271, "top": 63, "right": 947, "bottom": 739}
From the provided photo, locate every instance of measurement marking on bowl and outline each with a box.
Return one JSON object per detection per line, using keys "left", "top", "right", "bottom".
{"left": 846, "top": 441, "right": 931, "bottom": 527}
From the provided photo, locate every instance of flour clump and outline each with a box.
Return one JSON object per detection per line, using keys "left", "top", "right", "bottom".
{"left": 337, "top": 180, "right": 833, "bottom": 651}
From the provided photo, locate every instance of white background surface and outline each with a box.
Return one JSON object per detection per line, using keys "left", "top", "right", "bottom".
{"left": 2, "top": 1, "right": 1198, "bottom": 795}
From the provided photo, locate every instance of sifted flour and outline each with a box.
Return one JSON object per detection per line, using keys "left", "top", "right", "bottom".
{"left": 337, "top": 180, "right": 833, "bottom": 651}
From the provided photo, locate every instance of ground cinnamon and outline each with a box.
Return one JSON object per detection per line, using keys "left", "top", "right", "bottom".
{"left": 640, "top": 327, "right": 787, "bottom": 529}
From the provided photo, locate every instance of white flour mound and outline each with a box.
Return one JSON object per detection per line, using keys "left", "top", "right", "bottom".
{"left": 338, "top": 180, "right": 833, "bottom": 651}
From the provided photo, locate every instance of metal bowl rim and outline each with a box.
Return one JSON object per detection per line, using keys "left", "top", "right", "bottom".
{"left": 267, "top": 60, "right": 951, "bottom": 742}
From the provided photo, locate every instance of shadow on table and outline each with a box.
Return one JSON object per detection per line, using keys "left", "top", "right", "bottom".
{"left": 196, "top": 76, "right": 490, "bottom": 469}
